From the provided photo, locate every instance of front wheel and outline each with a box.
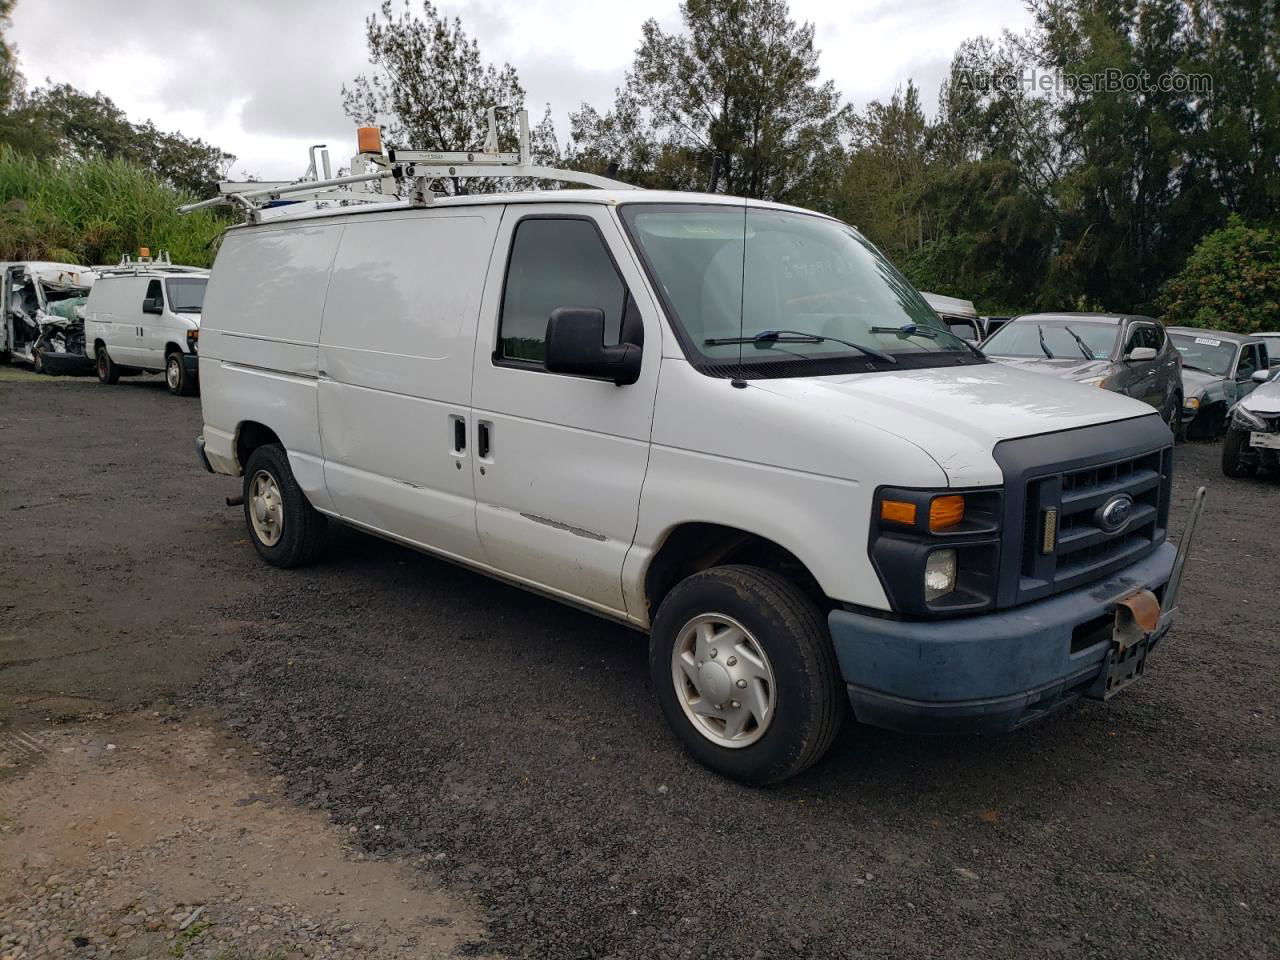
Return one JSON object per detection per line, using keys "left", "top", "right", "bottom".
{"left": 97, "top": 346, "right": 120, "bottom": 384}
{"left": 242, "top": 443, "right": 328, "bottom": 567}
{"left": 649, "top": 565, "right": 845, "bottom": 785}
{"left": 165, "top": 351, "right": 196, "bottom": 396}
{"left": 1222, "top": 427, "right": 1258, "bottom": 478}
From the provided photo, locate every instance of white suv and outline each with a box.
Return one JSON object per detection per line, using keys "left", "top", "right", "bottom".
{"left": 195, "top": 190, "right": 1197, "bottom": 783}
{"left": 85, "top": 262, "right": 208, "bottom": 395}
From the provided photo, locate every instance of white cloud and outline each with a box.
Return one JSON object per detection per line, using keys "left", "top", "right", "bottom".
{"left": 10, "top": 0, "right": 1029, "bottom": 182}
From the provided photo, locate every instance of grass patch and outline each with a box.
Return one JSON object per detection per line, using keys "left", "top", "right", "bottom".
{"left": 0, "top": 146, "right": 230, "bottom": 267}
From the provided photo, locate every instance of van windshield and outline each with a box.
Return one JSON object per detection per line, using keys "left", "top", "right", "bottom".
{"left": 166, "top": 277, "right": 207, "bottom": 313}
{"left": 619, "top": 204, "right": 977, "bottom": 375}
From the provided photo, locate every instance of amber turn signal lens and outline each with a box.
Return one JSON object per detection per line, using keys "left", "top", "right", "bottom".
{"left": 880, "top": 499, "right": 917, "bottom": 525}
{"left": 929, "top": 495, "right": 965, "bottom": 531}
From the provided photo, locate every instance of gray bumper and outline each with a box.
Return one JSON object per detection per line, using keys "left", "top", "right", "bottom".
{"left": 829, "top": 543, "right": 1177, "bottom": 734}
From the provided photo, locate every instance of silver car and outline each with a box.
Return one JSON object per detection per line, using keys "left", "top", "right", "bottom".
{"left": 980, "top": 313, "right": 1183, "bottom": 431}
{"left": 1166, "top": 328, "right": 1271, "bottom": 439}
{"left": 1222, "top": 368, "right": 1280, "bottom": 477}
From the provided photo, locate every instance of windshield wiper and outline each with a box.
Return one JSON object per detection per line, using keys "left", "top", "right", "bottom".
{"left": 1062, "top": 325, "right": 1094, "bottom": 360}
{"left": 870, "top": 323, "right": 985, "bottom": 358}
{"left": 1037, "top": 325, "right": 1056, "bottom": 359}
{"left": 704, "top": 329, "right": 897, "bottom": 364}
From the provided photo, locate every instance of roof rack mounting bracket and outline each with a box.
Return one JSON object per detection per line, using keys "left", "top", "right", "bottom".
{"left": 177, "top": 106, "right": 641, "bottom": 222}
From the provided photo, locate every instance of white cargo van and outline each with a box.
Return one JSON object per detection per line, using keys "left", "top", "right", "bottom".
{"left": 85, "top": 256, "right": 208, "bottom": 396}
{"left": 191, "top": 124, "right": 1203, "bottom": 784}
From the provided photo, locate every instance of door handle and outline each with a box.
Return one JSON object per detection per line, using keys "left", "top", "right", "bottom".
{"left": 477, "top": 421, "right": 491, "bottom": 459}
{"left": 453, "top": 416, "right": 466, "bottom": 453}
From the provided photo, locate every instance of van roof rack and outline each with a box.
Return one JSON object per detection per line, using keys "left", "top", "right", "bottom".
{"left": 178, "top": 106, "right": 640, "bottom": 224}
{"left": 94, "top": 250, "right": 207, "bottom": 276}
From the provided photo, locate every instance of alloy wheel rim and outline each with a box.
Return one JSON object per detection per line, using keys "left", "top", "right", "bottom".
{"left": 248, "top": 470, "right": 284, "bottom": 546}
{"left": 166, "top": 356, "right": 180, "bottom": 390}
{"left": 670, "top": 613, "right": 776, "bottom": 749}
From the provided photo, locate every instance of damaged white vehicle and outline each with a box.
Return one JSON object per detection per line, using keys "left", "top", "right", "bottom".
{"left": 1, "top": 261, "right": 100, "bottom": 374}
{"left": 1222, "top": 368, "right": 1280, "bottom": 477}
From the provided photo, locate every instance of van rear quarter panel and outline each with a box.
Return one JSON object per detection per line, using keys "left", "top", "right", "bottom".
{"left": 200, "top": 223, "right": 343, "bottom": 510}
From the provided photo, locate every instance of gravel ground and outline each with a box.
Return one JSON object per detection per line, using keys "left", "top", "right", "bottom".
{"left": 3, "top": 373, "right": 1279, "bottom": 960}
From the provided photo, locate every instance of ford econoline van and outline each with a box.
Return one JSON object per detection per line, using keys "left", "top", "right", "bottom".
{"left": 85, "top": 258, "right": 208, "bottom": 396}
{"left": 194, "top": 187, "right": 1202, "bottom": 784}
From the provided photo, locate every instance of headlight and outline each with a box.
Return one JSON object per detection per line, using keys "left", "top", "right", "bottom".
{"left": 872, "top": 488, "right": 1001, "bottom": 617}
{"left": 1184, "top": 396, "right": 1201, "bottom": 410}
{"left": 924, "top": 549, "right": 958, "bottom": 601}
{"left": 1233, "top": 405, "right": 1267, "bottom": 430}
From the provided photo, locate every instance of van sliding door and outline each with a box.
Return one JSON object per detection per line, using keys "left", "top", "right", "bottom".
{"left": 316, "top": 210, "right": 502, "bottom": 565}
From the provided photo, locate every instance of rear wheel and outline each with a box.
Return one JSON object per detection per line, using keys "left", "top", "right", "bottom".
{"left": 649, "top": 565, "right": 845, "bottom": 785}
{"left": 96, "top": 345, "right": 120, "bottom": 384}
{"left": 242, "top": 443, "right": 328, "bottom": 567}
{"left": 1222, "top": 427, "right": 1257, "bottom": 478}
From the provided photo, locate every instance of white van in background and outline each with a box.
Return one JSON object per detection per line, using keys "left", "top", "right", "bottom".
{"left": 85, "top": 254, "right": 208, "bottom": 396}
{"left": 190, "top": 119, "right": 1204, "bottom": 784}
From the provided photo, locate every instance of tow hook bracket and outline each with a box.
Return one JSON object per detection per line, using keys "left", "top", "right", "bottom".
{"left": 1087, "top": 486, "right": 1208, "bottom": 702}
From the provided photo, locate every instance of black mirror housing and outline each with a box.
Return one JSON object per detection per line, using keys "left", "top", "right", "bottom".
{"left": 142, "top": 298, "right": 164, "bottom": 315}
{"left": 544, "top": 307, "right": 641, "bottom": 385}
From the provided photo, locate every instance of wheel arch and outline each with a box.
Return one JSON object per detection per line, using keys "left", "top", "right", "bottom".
{"left": 235, "top": 420, "right": 283, "bottom": 473}
{"left": 643, "top": 522, "right": 829, "bottom": 623}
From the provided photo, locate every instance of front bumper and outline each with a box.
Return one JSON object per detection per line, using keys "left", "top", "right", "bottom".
{"left": 829, "top": 543, "right": 1177, "bottom": 734}
{"left": 183, "top": 353, "right": 199, "bottom": 379}
{"left": 38, "top": 350, "right": 95, "bottom": 375}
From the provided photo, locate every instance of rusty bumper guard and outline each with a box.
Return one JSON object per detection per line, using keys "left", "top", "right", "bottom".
{"left": 1088, "top": 486, "right": 1207, "bottom": 700}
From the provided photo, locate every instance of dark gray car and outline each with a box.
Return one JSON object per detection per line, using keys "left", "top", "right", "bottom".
{"left": 1166, "top": 328, "right": 1271, "bottom": 438}
{"left": 980, "top": 313, "right": 1183, "bottom": 430}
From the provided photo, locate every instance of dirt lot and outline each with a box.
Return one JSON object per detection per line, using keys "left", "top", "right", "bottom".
{"left": 1, "top": 370, "right": 1277, "bottom": 960}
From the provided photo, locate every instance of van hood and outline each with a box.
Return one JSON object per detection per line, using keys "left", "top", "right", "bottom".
{"left": 751, "top": 360, "right": 1157, "bottom": 487}
{"left": 987, "top": 355, "right": 1112, "bottom": 381}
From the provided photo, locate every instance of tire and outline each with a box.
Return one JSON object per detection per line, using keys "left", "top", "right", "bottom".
{"left": 1164, "top": 392, "right": 1183, "bottom": 440}
{"left": 96, "top": 345, "right": 120, "bottom": 384}
{"left": 649, "top": 564, "right": 845, "bottom": 785}
{"left": 241, "top": 443, "right": 328, "bottom": 567}
{"left": 1222, "top": 427, "right": 1258, "bottom": 478}
{"left": 165, "top": 351, "right": 196, "bottom": 396}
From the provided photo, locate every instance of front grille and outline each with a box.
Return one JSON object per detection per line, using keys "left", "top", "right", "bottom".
{"left": 1021, "top": 447, "right": 1172, "bottom": 597}
{"left": 991, "top": 417, "right": 1175, "bottom": 609}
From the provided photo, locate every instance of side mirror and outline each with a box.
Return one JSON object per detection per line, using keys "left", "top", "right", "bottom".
{"left": 142, "top": 297, "right": 163, "bottom": 315}
{"left": 544, "top": 307, "right": 641, "bottom": 386}
{"left": 1125, "top": 346, "right": 1157, "bottom": 362}
{"left": 1251, "top": 369, "right": 1270, "bottom": 384}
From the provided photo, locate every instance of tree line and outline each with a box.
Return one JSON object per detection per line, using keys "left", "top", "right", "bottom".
{"left": 0, "top": 0, "right": 1274, "bottom": 327}
{"left": 349, "top": 0, "right": 1278, "bottom": 327}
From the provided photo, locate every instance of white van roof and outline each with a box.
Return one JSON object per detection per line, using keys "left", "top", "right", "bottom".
{"left": 224, "top": 190, "right": 838, "bottom": 232}
{"left": 921, "top": 292, "right": 979, "bottom": 319}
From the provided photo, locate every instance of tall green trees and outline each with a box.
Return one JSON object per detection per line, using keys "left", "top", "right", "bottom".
{"left": 570, "top": 0, "right": 850, "bottom": 207}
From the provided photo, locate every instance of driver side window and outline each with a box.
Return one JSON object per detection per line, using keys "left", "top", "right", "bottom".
{"left": 143, "top": 279, "right": 162, "bottom": 310}
{"left": 1237, "top": 344, "right": 1260, "bottom": 380}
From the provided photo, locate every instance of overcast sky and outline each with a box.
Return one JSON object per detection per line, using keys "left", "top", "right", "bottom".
{"left": 13, "top": 0, "right": 1030, "bottom": 182}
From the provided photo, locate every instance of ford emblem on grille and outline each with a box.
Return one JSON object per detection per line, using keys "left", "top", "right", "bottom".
{"left": 1097, "top": 493, "right": 1135, "bottom": 533}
